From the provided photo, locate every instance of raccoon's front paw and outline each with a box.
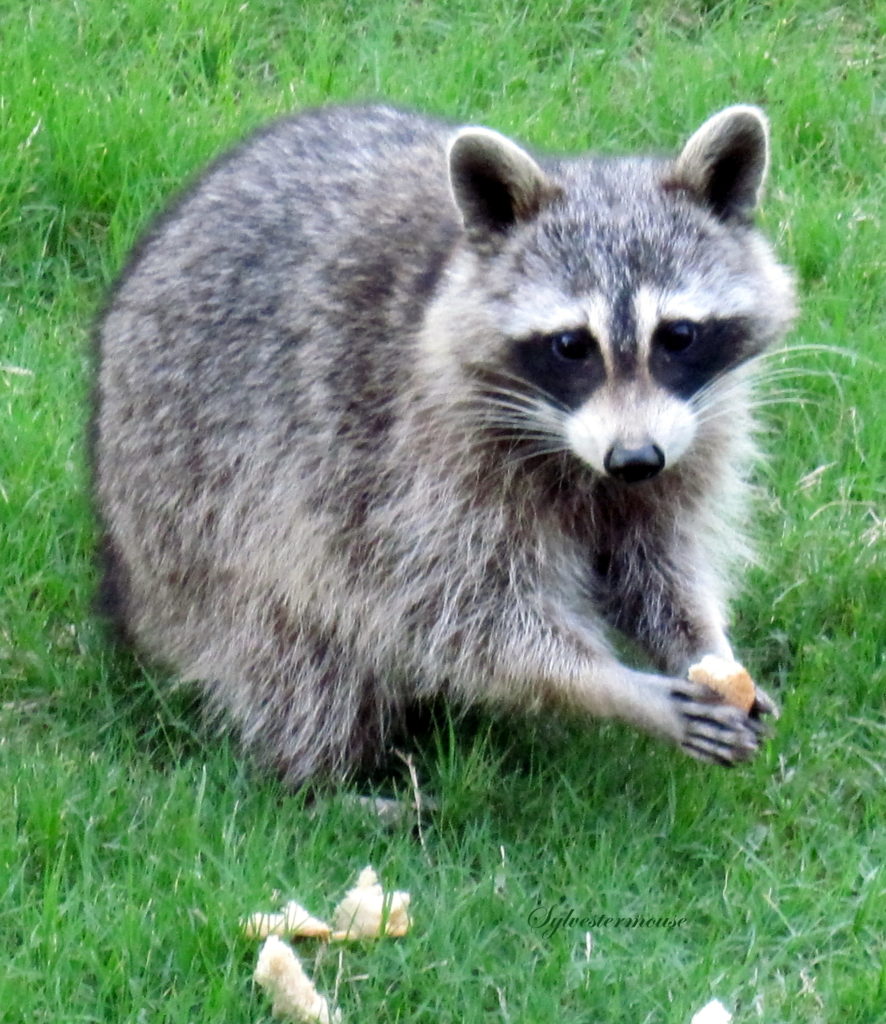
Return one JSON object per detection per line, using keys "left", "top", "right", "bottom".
{"left": 669, "top": 678, "right": 773, "bottom": 767}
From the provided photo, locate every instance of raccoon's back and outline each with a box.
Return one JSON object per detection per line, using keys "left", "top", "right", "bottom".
{"left": 100, "top": 104, "right": 459, "bottom": 375}
{"left": 95, "top": 105, "right": 464, "bottom": 493}
{"left": 92, "top": 105, "right": 461, "bottom": 642}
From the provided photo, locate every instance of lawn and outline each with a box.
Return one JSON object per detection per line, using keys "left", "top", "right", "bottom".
{"left": 1, "top": 1, "right": 883, "bottom": 1021}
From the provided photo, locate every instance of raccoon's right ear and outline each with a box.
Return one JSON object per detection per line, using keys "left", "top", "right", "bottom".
{"left": 447, "top": 127, "right": 560, "bottom": 242}
{"left": 670, "top": 105, "right": 770, "bottom": 222}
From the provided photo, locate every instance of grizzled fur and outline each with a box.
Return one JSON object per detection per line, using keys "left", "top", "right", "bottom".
{"left": 93, "top": 104, "right": 796, "bottom": 784}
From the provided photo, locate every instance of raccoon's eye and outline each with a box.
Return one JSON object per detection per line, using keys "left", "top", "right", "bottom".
{"left": 549, "top": 328, "right": 595, "bottom": 361}
{"left": 654, "top": 319, "right": 698, "bottom": 353}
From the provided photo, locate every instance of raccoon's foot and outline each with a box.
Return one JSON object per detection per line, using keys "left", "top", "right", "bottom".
{"left": 669, "top": 677, "right": 773, "bottom": 766}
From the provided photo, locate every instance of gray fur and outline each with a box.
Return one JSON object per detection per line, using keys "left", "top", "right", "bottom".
{"left": 93, "top": 104, "right": 796, "bottom": 784}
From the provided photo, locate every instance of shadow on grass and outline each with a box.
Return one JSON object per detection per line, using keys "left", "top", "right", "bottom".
{"left": 63, "top": 619, "right": 222, "bottom": 772}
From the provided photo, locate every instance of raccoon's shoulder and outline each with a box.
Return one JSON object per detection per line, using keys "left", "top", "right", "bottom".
{"left": 186, "top": 103, "right": 457, "bottom": 212}
{"left": 252, "top": 102, "right": 456, "bottom": 158}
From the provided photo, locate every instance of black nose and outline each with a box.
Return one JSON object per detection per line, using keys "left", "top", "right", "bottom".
{"left": 604, "top": 443, "right": 665, "bottom": 483}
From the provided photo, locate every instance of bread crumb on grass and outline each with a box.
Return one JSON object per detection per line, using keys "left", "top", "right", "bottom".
{"left": 254, "top": 935, "right": 341, "bottom": 1024}
{"left": 242, "top": 901, "right": 332, "bottom": 941}
{"left": 247, "top": 865, "right": 411, "bottom": 1022}
{"left": 331, "top": 865, "right": 411, "bottom": 940}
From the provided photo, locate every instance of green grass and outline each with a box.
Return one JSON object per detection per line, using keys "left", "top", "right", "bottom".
{"left": 1, "top": 0, "right": 883, "bottom": 1020}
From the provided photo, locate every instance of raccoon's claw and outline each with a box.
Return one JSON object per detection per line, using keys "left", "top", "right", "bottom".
{"left": 680, "top": 737, "right": 741, "bottom": 768}
{"left": 670, "top": 680, "right": 767, "bottom": 766}
{"left": 750, "top": 684, "right": 780, "bottom": 720}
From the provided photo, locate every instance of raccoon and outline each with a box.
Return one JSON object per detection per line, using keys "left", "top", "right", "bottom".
{"left": 92, "top": 103, "right": 796, "bottom": 785}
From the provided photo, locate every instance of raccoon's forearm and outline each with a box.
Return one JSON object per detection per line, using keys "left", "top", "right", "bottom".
{"left": 594, "top": 547, "right": 735, "bottom": 675}
{"left": 436, "top": 604, "right": 643, "bottom": 717}
{"left": 610, "top": 594, "right": 735, "bottom": 677}
{"left": 462, "top": 622, "right": 756, "bottom": 760}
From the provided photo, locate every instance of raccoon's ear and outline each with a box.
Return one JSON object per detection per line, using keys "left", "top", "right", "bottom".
{"left": 670, "top": 105, "right": 770, "bottom": 222}
{"left": 447, "top": 127, "right": 559, "bottom": 241}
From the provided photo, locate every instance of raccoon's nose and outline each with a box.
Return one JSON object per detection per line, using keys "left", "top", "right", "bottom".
{"left": 604, "top": 443, "right": 665, "bottom": 483}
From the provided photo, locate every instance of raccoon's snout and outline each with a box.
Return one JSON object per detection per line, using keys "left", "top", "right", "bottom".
{"left": 604, "top": 443, "right": 665, "bottom": 483}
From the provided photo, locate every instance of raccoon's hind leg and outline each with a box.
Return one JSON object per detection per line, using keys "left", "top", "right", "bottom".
{"left": 200, "top": 605, "right": 399, "bottom": 788}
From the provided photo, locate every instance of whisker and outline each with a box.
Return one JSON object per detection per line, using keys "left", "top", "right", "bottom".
{"left": 471, "top": 367, "right": 572, "bottom": 414}
{"left": 693, "top": 397, "right": 805, "bottom": 429}
{"left": 691, "top": 344, "right": 864, "bottom": 418}
{"left": 756, "top": 367, "right": 851, "bottom": 385}
{"left": 764, "top": 342, "right": 869, "bottom": 364}
{"left": 467, "top": 372, "right": 570, "bottom": 452}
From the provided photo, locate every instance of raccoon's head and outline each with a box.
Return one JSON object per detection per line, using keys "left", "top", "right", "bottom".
{"left": 435, "top": 106, "right": 796, "bottom": 483}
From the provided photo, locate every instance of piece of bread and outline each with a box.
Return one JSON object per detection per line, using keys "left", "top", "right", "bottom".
{"left": 331, "top": 866, "right": 411, "bottom": 940}
{"left": 688, "top": 655, "right": 756, "bottom": 712}
{"left": 690, "top": 999, "right": 733, "bottom": 1024}
{"left": 242, "top": 901, "right": 332, "bottom": 941}
{"left": 243, "top": 865, "right": 412, "bottom": 945}
{"left": 254, "top": 935, "right": 341, "bottom": 1023}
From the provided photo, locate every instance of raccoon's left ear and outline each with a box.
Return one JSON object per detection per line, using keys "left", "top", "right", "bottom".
{"left": 671, "top": 105, "right": 770, "bottom": 222}
{"left": 447, "top": 127, "right": 561, "bottom": 243}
